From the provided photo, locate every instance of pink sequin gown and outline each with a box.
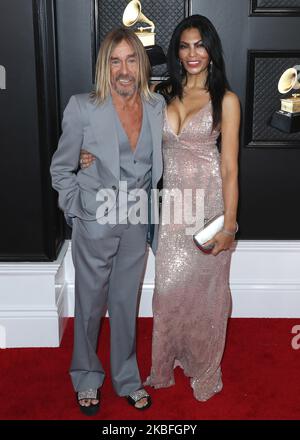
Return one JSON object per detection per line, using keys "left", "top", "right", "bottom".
{"left": 145, "top": 101, "right": 232, "bottom": 401}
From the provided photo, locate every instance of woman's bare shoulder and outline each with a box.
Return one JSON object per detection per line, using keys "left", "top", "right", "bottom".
{"left": 222, "top": 90, "right": 240, "bottom": 108}
{"left": 221, "top": 91, "right": 241, "bottom": 129}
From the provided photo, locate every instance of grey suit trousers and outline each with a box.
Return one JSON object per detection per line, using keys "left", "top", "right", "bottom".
{"left": 69, "top": 218, "right": 148, "bottom": 396}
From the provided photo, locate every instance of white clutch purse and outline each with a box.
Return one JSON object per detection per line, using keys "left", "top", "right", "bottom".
{"left": 193, "top": 213, "right": 224, "bottom": 253}
{"left": 193, "top": 213, "right": 238, "bottom": 253}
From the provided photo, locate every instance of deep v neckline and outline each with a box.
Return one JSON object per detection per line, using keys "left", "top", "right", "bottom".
{"left": 165, "top": 100, "right": 211, "bottom": 137}
{"left": 114, "top": 102, "right": 144, "bottom": 152}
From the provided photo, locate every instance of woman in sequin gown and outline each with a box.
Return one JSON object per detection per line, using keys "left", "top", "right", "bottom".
{"left": 145, "top": 15, "right": 240, "bottom": 401}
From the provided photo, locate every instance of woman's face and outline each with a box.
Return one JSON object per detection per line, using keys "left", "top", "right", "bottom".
{"left": 178, "top": 27, "right": 210, "bottom": 75}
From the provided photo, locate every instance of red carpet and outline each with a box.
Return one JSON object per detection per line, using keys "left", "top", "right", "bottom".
{"left": 0, "top": 318, "right": 300, "bottom": 420}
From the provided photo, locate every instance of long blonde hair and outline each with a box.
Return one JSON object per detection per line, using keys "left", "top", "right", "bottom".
{"left": 91, "top": 28, "right": 152, "bottom": 103}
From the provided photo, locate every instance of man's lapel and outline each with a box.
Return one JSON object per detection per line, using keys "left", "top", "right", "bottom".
{"left": 144, "top": 96, "right": 164, "bottom": 186}
{"left": 87, "top": 95, "right": 120, "bottom": 181}
{"left": 86, "top": 94, "right": 163, "bottom": 185}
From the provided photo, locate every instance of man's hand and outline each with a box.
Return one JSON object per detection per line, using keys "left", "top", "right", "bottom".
{"left": 80, "top": 149, "right": 96, "bottom": 169}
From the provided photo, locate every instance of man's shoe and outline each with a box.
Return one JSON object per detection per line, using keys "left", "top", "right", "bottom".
{"left": 77, "top": 388, "right": 100, "bottom": 416}
{"left": 126, "top": 388, "right": 151, "bottom": 410}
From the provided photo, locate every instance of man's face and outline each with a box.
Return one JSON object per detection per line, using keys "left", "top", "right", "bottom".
{"left": 110, "top": 40, "right": 139, "bottom": 97}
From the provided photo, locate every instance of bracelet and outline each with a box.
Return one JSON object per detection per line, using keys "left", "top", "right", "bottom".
{"left": 221, "top": 222, "right": 239, "bottom": 237}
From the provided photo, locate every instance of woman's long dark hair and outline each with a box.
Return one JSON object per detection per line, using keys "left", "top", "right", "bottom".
{"left": 156, "top": 15, "right": 230, "bottom": 129}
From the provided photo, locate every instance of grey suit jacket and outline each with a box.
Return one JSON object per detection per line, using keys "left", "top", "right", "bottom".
{"left": 50, "top": 92, "right": 164, "bottom": 253}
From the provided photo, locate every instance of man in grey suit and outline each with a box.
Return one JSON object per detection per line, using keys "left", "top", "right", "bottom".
{"left": 50, "top": 28, "right": 164, "bottom": 415}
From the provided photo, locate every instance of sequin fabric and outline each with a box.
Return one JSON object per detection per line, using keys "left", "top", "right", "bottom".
{"left": 128, "top": 389, "right": 150, "bottom": 402}
{"left": 145, "top": 102, "right": 232, "bottom": 401}
{"left": 77, "top": 389, "right": 98, "bottom": 401}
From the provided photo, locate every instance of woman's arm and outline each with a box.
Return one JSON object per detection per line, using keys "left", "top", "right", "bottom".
{"left": 220, "top": 91, "right": 240, "bottom": 233}
{"left": 206, "top": 91, "right": 240, "bottom": 256}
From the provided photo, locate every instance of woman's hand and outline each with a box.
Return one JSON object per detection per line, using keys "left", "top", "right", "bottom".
{"left": 80, "top": 149, "right": 96, "bottom": 169}
{"left": 203, "top": 230, "right": 235, "bottom": 256}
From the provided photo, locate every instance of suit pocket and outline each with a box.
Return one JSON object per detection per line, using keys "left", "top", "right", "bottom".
{"left": 81, "top": 186, "right": 118, "bottom": 220}
{"left": 80, "top": 189, "right": 99, "bottom": 215}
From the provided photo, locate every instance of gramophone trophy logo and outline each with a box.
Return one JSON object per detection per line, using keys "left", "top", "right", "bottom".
{"left": 122, "top": 1, "right": 166, "bottom": 67}
{"left": 270, "top": 65, "right": 300, "bottom": 133}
